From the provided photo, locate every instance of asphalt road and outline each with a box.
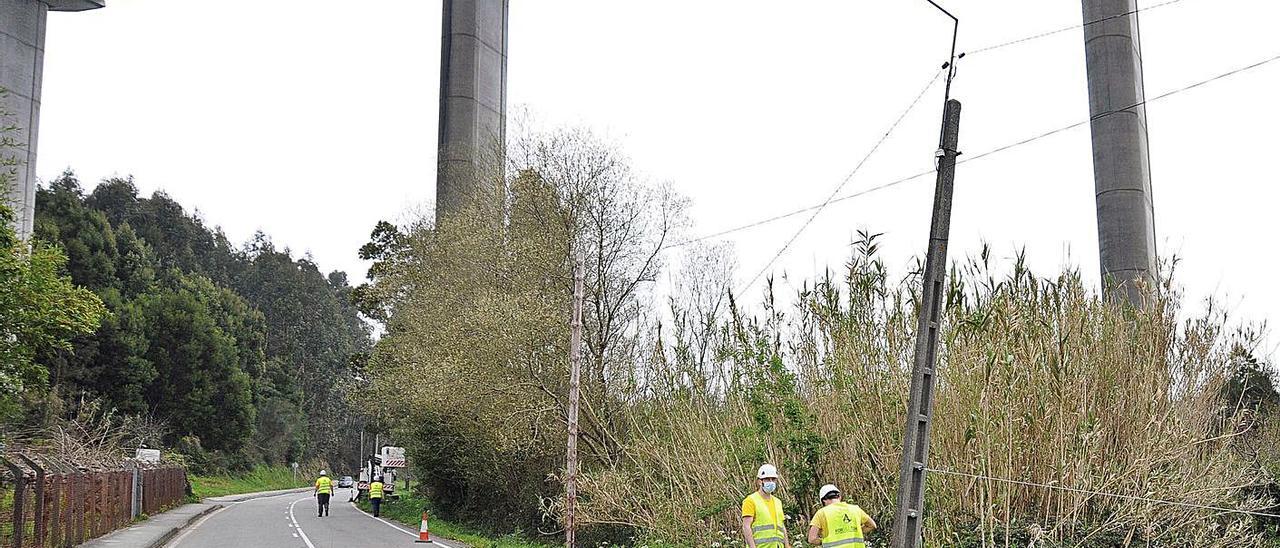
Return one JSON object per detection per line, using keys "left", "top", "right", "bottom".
{"left": 166, "top": 488, "right": 459, "bottom": 548}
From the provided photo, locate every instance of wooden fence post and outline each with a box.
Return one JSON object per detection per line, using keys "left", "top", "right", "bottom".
{"left": 17, "top": 455, "right": 46, "bottom": 548}
{"left": 2, "top": 457, "right": 26, "bottom": 548}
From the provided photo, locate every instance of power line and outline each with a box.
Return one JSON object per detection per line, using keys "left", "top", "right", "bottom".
{"left": 928, "top": 466, "right": 1280, "bottom": 520}
{"left": 669, "top": 50, "right": 1280, "bottom": 252}
{"left": 962, "top": 0, "right": 1188, "bottom": 57}
{"left": 735, "top": 67, "right": 945, "bottom": 295}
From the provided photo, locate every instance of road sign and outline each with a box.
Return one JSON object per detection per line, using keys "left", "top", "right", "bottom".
{"left": 381, "top": 446, "right": 406, "bottom": 468}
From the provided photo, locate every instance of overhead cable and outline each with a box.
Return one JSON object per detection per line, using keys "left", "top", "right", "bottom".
{"left": 963, "top": 0, "right": 1187, "bottom": 57}
{"left": 735, "top": 67, "right": 946, "bottom": 295}
{"left": 669, "top": 51, "right": 1280, "bottom": 252}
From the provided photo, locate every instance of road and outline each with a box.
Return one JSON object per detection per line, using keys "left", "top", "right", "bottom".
{"left": 166, "top": 488, "right": 460, "bottom": 548}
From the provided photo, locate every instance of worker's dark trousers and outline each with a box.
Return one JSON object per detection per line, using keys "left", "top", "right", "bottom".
{"left": 371, "top": 497, "right": 382, "bottom": 517}
{"left": 317, "top": 493, "right": 330, "bottom": 516}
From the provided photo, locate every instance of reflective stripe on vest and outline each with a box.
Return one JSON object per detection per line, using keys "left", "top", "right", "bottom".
{"left": 747, "top": 492, "right": 785, "bottom": 548}
{"left": 370, "top": 482, "right": 385, "bottom": 498}
{"left": 820, "top": 503, "right": 865, "bottom": 548}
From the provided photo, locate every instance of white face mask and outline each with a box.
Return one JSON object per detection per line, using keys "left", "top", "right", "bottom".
{"left": 762, "top": 481, "right": 778, "bottom": 494}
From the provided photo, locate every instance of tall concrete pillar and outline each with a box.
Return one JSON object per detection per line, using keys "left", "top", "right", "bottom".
{"left": 436, "top": 0, "right": 508, "bottom": 222}
{"left": 1082, "top": 0, "right": 1158, "bottom": 305}
{"left": 0, "top": 0, "right": 103, "bottom": 241}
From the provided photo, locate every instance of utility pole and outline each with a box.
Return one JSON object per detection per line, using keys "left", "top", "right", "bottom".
{"left": 892, "top": 3, "right": 961, "bottom": 547}
{"left": 565, "top": 257, "right": 585, "bottom": 548}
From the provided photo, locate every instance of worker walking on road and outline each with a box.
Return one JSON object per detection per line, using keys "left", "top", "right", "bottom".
{"left": 315, "top": 470, "right": 333, "bottom": 517}
{"left": 742, "top": 463, "right": 792, "bottom": 548}
{"left": 807, "top": 484, "right": 876, "bottom": 547}
{"left": 370, "top": 475, "right": 385, "bottom": 517}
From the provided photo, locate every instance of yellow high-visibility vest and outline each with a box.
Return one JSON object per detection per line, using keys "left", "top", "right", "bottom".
{"left": 315, "top": 476, "right": 333, "bottom": 495}
{"left": 817, "top": 502, "right": 865, "bottom": 548}
{"left": 745, "top": 492, "right": 785, "bottom": 548}
{"left": 370, "top": 481, "right": 385, "bottom": 499}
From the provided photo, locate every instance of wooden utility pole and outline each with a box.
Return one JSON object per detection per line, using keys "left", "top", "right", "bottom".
{"left": 565, "top": 257, "right": 585, "bottom": 548}
{"left": 892, "top": 4, "right": 961, "bottom": 547}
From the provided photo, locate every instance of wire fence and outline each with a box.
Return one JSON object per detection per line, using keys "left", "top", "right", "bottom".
{"left": 0, "top": 453, "right": 188, "bottom": 548}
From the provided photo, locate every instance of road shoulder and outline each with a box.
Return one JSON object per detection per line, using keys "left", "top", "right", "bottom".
{"left": 346, "top": 500, "right": 468, "bottom": 548}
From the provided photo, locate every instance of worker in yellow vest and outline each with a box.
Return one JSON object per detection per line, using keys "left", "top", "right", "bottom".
{"left": 807, "top": 484, "right": 876, "bottom": 547}
{"left": 369, "top": 475, "right": 385, "bottom": 517}
{"left": 314, "top": 470, "right": 333, "bottom": 517}
{"left": 742, "top": 464, "right": 792, "bottom": 548}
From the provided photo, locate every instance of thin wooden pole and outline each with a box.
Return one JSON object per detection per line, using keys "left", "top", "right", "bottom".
{"left": 565, "top": 256, "right": 585, "bottom": 548}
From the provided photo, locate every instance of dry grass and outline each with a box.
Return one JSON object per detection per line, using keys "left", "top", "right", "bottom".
{"left": 578, "top": 242, "right": 1273, "bottom": 547}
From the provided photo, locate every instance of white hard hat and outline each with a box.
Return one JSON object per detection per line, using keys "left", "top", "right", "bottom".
{"left": 819, "top": 484, "right": 840, "bottom": 501}
{"left": 319, "top": 470, "right": 327, "bottom": 476}
{"left": 757, "top": 464, "right": 779, "bottom": 479}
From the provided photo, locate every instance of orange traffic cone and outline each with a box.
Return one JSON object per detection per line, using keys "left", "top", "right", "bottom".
{"left": 415, "top": 511, "right": 431, "bottom": 543}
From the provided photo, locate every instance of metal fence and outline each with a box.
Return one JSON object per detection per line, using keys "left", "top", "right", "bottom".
{"left": 0, "top": 454, "right": 188, "bottom": 548}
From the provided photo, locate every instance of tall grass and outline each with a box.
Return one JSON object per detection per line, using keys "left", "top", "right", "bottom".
{"left": 579, "top": 241, "right": 1274, "bottom": 547}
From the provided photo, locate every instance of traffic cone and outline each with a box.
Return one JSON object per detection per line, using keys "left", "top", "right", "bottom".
{"left": 415, "top": 511, "right": 431, "bottom": 543}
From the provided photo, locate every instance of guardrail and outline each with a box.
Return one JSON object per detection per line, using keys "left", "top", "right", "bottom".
{"left": 0, "top": 453, "right": 187, "bottom": 548}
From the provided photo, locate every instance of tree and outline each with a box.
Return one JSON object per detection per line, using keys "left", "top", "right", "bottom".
{"left": 31, "top": 170, "right": 368, "bottom": 469}
{"left": 33, "top": 173, "right": 120, "bottom": 290}
{"left": 509, "top": 128, "right": 689, "bottom": 464}
{"left": 235, "top": 234, "right": 371, "bottom": 466}
{"left": 353, "top": 220, "right": 408, "bottom": 326}
{"left": 361, "top": 127, "right": 688, "bottom": 529}
{"left": 138, "top": 275, "right": 256, "bottom": 455}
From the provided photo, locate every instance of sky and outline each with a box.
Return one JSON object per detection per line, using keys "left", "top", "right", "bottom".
{"left": 35, "top": 0, "right": 1280, "bottom": 358}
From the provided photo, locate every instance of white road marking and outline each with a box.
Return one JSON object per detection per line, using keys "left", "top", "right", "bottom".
{"left": 288, "top": 497, "right": 319, "bottom": 548}
{"left": 348, "top": 501, "right": 418, "bottom": 538}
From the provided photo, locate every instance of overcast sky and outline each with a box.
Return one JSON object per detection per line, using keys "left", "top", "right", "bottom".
{"left": 35, "top": 0, "right": 1280, "bottom": 358}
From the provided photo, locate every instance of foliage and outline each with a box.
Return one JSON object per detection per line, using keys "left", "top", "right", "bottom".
{"left": 27, "top": 173, "right": 370, "bottom": 471}
{"left": 359, "top": 129, "right": 684, "bottom": 539}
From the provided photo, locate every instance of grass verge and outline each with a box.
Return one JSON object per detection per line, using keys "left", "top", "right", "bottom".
{"left": 190, "top": 465, "right": 310, "bottom": 499}
{"left": 355, "top": 493, "right": 551, "bottom": 548}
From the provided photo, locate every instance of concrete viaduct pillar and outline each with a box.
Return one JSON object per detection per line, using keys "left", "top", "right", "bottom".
{"left": 0, "top": 0, "right": 103, "bottom": 241}
{"left": 436, "top": 0, "right": 509, "bottom": 222}
{"left": 1081, "top": 0, "right": 1158, "bottom": 305}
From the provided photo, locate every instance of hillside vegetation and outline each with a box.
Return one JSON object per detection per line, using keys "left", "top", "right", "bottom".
{"left": 6, "top": 172, "right": 370, "bottom": 472}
